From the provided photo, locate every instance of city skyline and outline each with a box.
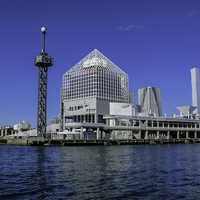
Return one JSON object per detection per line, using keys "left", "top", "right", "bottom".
{"left": 0, "top": 0, "right": 200, "bottom": 125}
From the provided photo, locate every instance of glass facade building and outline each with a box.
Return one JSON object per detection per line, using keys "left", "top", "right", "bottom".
{"left": 62, "top": 49, "right": 129, "bottom": 103}
{"left": 61, "top": 49, "right": 130, "bottom": 127}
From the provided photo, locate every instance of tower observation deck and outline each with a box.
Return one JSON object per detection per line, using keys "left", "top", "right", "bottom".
{"left": 35, "top": 27, "right": 53, "bottom": 137}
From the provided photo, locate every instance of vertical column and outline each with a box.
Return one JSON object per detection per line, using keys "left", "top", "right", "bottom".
{"left": 145, "top": 130, "right": 148, "bottom": 139}
{"left": 96, "top": 128, "right": 101, "bottom": 140}
{"left": 194, "top": 131, "right": 197, "bottom": 139}
{"left": 157, "top": 121, "right": 159, "bottom": 139}
{"left": 102, "top": 131, "right": 107, "bottom": 140}
{"left": 167, "top": 131, "right": 170, "bottom": 139}
{"left": 186, "top": 131, "right": 189, "bottom": 139}
{"left": 177, "top": 131, "right": 180, "bottom": 139}
{"left": 4, "top": 129, "right": 7, "bottom": 137}
{"left": 80, "top": 127, "right": 84, "bottom": 140}
{"left": 156, "top": 131, "right": 159, "bottom": 139}
{"left": 194, "top": 123, "right": 197, "bottom": 139}
{"left": 106, "top": 119, "right": 109, "bottom": 126}
{"left": 95, "top": 113, "right": 98, "bottom": 123}
{"left": 138, "top": 130, "right": 142, "bottom": 139}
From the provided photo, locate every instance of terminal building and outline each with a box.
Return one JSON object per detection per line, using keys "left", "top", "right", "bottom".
{"left": 58, "top": 49, "right": 200, "bottom": 140}
{"left": 60, "top": 49, "right": 132, "bottom": 139}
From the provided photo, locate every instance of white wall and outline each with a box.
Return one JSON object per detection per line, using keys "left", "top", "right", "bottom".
{"left": 109, "top": 103, "right": 132, "bottom": 116}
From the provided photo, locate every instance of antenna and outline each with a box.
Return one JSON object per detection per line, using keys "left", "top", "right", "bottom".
{"left": 41, "top": 26, "right": 46, "bottom": 53}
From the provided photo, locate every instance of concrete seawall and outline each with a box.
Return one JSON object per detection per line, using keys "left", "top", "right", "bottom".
{"left": 1, "top": 138, "right": 200, "bottom": 146}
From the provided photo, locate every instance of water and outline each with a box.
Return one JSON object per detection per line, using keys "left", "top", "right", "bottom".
{"left": 0, "top": 144, "right": 200, "bottom": 200}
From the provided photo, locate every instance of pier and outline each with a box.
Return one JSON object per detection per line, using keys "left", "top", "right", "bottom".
{"left": 2, "top": 115, "right": 200, "bottom": 146}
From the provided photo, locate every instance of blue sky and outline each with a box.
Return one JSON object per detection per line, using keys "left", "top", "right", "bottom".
{"left": 0, "top": 0, "right": 200, "bottom": 126}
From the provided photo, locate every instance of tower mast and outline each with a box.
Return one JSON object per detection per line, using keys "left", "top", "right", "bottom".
{"left": 35, "top": 27, "right": 53, "bottom": 137}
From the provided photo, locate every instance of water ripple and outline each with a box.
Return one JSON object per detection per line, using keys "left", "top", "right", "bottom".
{"left": 0, "top": 145, "right": 200, "bottom": 200}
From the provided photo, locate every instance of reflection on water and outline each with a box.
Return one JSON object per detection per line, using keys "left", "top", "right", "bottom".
{"left": 0, "top": 144, "right": 200, "bottom": 199}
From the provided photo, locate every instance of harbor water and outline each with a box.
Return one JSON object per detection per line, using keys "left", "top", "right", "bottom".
{"left": 0, "top": 144, "right": 200, "bottom": 200}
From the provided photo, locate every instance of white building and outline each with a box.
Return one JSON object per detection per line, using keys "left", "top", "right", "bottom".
{"left": 13, "top": 121, "right": 31, "bottom": 132}
{"left": 176, "top": 105, "right": 197, "bottom": 118}
{"left": 109, "top": 102, "right": 132, "bottom": 116}
{"left": 60, "top": 49, "right": 132, "bottom": 139}
{"left": 61, "top": 49, "right": 131, "bottom": 126}
{"left": 191, "top": 67, "right": 200, "bottom": 114}
{"left": 138, "top": 87, "right": 162, "bottom": 117}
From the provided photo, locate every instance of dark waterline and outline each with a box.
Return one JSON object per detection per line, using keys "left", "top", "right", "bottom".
{"left": 0, "top": 144, "right": 200, "bottom": 200}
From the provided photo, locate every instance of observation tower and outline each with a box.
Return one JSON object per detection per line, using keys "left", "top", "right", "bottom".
{"left": 35, "top": 27, "right": 53, "bottom": 137}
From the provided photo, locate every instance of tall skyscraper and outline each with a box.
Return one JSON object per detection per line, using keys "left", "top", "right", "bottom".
{"left": 138, "top": 87, "right": 162, "bottom": 117}
{"left": 191, "top": 67, "right": 200, "bottom": 114}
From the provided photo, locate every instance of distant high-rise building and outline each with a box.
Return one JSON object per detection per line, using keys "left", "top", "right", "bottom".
{"left": 191, "top": 67, "right": 200, "bottom": 114}
{"left": 138, "top": 87, "right": 162, "bottom": 117}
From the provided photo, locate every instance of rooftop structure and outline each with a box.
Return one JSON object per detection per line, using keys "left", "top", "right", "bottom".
{"left": 176, "top": 105, "right": 197, "bottom": 118}
{"left": 62, "top": 49, "right": 129, "bottom": 103}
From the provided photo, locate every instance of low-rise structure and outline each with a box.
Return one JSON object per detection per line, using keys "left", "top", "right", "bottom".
{"left": 0, "top": 126, "right": 14, "bottom": 137}
{"left": 104, "top": 115, "right": 200, "bottom": 140}
{"left": 176, "top": 105, "right": 197, "bottom": 119}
